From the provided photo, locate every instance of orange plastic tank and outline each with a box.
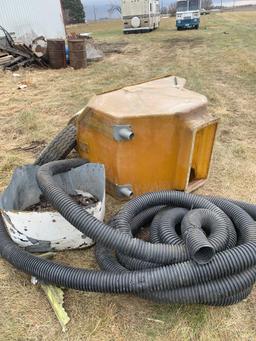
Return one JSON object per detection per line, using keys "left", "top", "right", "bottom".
{"left": 77, "top": 76, "right": 219, "bottom": 199}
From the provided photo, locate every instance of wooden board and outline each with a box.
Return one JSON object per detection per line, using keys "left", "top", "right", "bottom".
{"left": 0, "top": 55, "right": 14, "bottom": 66}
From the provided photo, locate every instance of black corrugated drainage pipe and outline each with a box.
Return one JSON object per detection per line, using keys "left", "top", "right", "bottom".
{"left": 1, "top": 158, "right": 256, "bottom": 306}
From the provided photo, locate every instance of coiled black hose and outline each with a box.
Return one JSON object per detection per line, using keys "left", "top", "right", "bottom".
{"left": 1, "top": 158, "right": 256, "bottom": 306}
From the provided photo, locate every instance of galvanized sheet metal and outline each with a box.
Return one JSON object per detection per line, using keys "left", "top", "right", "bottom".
{"left": 0, "top": 163, "right": 106, "bottom": 252}
{"left": 0, "top": 0, "right": 66, "bottom": 44}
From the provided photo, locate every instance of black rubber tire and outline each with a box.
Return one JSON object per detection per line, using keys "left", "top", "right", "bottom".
{"left": 34, "top": 124, "right": 77, "bottom": 166}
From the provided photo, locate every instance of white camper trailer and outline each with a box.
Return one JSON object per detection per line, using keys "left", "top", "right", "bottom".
{"left": 122, "top": 0, "right": 160, "bottom": 33}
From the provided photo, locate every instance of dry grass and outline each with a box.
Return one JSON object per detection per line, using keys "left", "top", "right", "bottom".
{"left": 0, "top": 11, "right": 256, "bottom": 341}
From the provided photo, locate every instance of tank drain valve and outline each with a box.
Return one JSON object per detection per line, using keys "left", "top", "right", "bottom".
{"left": 113, "top": 125, "right": 134, "bottom": 141}
{"left": 117, "top": 185, "right": 133, "bottom": 198}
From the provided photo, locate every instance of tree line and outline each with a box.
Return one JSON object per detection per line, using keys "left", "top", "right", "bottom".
{"left": 61, "top": 0, "right": 85, "bottom": 24}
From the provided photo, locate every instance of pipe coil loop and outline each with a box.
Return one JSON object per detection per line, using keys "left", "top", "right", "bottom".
{"left": 1, "top": 159, "right": 256, "bottom": 306}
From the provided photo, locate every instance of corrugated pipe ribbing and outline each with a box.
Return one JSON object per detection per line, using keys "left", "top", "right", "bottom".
{"left": 1, "top": 159, "right": 256, "bottom": 306}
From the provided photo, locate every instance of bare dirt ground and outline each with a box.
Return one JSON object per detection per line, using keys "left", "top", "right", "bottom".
{"left": 0, "top": 12, "right": 256, "bottom": 341}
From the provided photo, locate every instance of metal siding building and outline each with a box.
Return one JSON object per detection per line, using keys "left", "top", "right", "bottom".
{"left": 0, "top": 0, "right": 66, "bottom": 44}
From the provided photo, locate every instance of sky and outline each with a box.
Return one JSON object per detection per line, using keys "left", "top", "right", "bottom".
{"left": 82, "top": 0, "right": 256, "bottom": 20}
{"left": 82, "top": 0, "right": 121, "bottom": 20}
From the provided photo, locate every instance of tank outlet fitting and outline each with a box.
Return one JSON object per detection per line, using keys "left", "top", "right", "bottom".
{"left": 113, "top": 125, "right": 134, "bottom": 141}
{"left": 115, "top": 184, "right": 134, "bottom": 198}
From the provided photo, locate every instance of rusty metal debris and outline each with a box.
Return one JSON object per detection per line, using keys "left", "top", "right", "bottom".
{"left": 0, "top": 27, "right": 105, "bottom": 71}
{"left": 68, "top": 33, "right": 104, "bottom": 63}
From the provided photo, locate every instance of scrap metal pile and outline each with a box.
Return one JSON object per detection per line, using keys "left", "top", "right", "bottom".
{"left": 0, "top": 25, "right": 106, "bottom": 72}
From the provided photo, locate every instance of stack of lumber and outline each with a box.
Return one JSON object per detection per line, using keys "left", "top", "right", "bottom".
{"left": 0, "top": 52, "right": 14, "bottom": 68}
{"left": 0, "top": 42, "right": 48, "bottom": 71}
